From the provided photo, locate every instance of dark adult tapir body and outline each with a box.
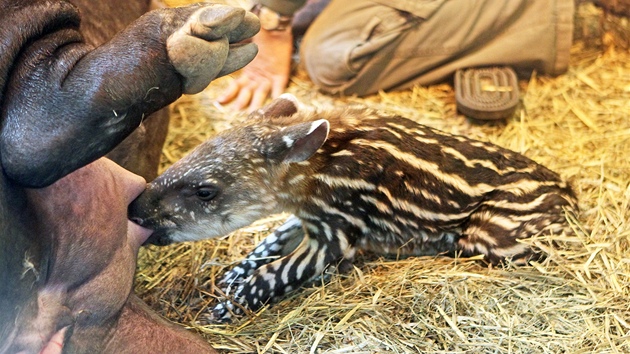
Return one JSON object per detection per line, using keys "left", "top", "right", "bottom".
{"left": 0, "top": 0, "right": 259, "bottom": 352}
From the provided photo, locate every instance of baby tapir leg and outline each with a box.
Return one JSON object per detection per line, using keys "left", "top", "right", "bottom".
{"left": 211, "top": 221, "right": 352, "bottom": 322}
{"left": 458, "top": 188, "right": 576, "bottom": 264}
{"left": 219, "top": 215, "right": 304, "bottom": 294}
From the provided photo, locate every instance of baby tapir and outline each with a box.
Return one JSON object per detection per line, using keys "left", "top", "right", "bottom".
{"left": 129, "top": 94, "right": 578, "bottom": 321}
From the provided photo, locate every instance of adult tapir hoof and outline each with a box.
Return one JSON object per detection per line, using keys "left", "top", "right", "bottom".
{"left": 167, "top": 4, "right": 260, "bottom": 94}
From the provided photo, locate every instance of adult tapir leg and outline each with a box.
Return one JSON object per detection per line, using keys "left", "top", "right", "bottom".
{"left": 0, "top": 1, "right": 259, "bottom": 187}
{"left": 106, "top": 107, "right": 170, "bottom": 181}
{"left": 70, "top": 0, "right": 172, "bottom": 181}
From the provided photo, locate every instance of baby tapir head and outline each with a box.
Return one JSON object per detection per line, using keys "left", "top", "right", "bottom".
{"left": 129, "top": 95, "right": 329, "bottom": 245}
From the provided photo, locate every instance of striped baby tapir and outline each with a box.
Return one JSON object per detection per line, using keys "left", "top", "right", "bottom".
{"left": 129, "top": 94, "right": 578, "bottom": 321}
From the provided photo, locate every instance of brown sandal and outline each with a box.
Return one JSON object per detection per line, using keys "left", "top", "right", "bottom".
{"left": 455, "top": 66, "right": 520, "bottom": 120}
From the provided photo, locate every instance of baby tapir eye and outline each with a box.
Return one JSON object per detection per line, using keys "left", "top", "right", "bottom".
{"left": 195, "top": 186, "right": 218, "bottom": 201}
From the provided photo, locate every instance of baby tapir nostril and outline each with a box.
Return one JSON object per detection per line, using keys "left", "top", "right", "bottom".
{"left": 129, "top": 216, "right": 144, "bottom": 226}
{"left": 128, "top": 196, "right": 150, "bottom": 224}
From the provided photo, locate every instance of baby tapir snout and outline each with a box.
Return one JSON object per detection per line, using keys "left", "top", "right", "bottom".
{"left": 128, "top": 185, "right": 175, "bottom": 246}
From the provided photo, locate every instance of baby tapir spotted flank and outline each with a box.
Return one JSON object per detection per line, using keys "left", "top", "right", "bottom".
{"left": 129, "top": 94, "right": 577, "bottom": 321}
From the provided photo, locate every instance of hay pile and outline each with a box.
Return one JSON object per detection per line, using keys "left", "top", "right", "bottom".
{"left": 136, "top": 2, "right": 630, "bottom": 353}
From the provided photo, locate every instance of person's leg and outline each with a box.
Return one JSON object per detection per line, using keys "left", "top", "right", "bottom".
{"left": 300, "top": 0, "right": 420, "bottom": 96}
{"left": 300, "top": 0, "right": 574, "bottom": 96}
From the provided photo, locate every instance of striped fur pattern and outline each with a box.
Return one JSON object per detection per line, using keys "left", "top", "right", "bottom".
{"left": 128, "top": 94, "right": 577, "bottom": 322}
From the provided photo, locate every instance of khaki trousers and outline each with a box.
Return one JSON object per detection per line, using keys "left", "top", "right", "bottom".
{"left": 300, "top": 0, "right": 574, "bottom": 96}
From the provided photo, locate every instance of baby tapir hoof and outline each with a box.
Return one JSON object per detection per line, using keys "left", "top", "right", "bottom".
{"left": 206, "top": 216, "right": 305, "bottom": 322}
{"left": 130, "top": 94, "right": 578, "bottom": 322}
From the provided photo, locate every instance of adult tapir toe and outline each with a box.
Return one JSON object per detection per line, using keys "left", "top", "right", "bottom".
{"left": 167, "top": 4, "right": 260, "bottom": 94}
{"left": 188, "top": 4, "right": 260, "bottom": 42}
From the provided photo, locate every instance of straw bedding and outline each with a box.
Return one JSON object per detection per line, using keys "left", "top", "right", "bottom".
{"left": 136, "top": 2, "right": 630, "bottom": 352}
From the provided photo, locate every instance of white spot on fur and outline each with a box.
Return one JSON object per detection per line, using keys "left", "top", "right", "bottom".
{"left": 283, "top": 136, "right": 294, "bottom": 147}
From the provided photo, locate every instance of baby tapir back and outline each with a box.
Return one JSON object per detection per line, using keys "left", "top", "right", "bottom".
{"left": 129, "top": 94, "right": 577, "bottom": 321}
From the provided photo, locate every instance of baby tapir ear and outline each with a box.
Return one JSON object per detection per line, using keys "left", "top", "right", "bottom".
{"left": 251, "top": 93, "right": 301, "bottom": 119}
{"left": 264, "top": 119, "right": 330, "bottom": 163}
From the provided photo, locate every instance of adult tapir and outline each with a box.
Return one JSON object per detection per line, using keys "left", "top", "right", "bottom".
{"left": 0, "top": 0, "right": 259, "bottom": 353}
